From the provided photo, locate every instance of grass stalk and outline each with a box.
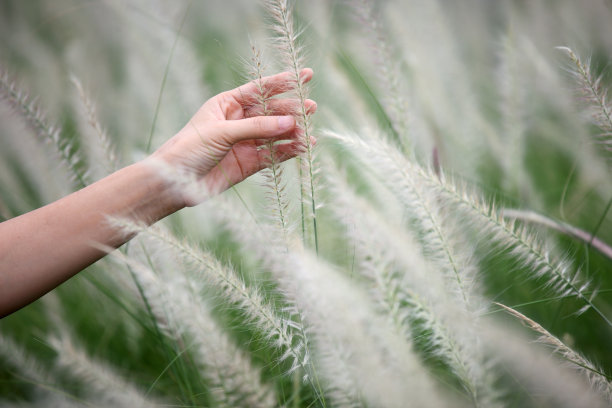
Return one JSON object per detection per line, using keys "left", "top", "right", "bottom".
{"left": 70, "top": 75, "right": 120, "bottom": 173}
{"left": 502, "top": 208, "right": 612, "bottom": 261}
{"left": 0, "top": 68, "right": 88, "bottom": 188}
{"left": 265, "top": 0, "right": 319, "bottom": 253}
{"left": 330, "top": 130, "right": 612, "bottom": 328}
{"left": 146, "top": 0, "right": 193, "bottom": 153}
{"left": 498, "top": 302, "right": 612, "bottom": 400}
{"left": 113, "top": 219, "right": 307, "bottom": 376}
{"left": 248, "top": 42, "right": 291, "bottom": 246}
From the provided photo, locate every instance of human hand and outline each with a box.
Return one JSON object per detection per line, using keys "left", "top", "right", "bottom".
{"left": 151, "top": 68, "right": 316, "bottom": 206}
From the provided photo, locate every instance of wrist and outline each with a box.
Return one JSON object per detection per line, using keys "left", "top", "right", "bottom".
{"left": 128, "top": 160, "right": 187, "bottom": 222}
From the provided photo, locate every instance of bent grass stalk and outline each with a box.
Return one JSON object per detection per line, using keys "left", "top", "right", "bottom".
{"left": 327, "top": 170, "right": 495, "bottom": 405}
{"left": 415, "top": 168, "right": 611, "bottom": 328}
{"left": 497, "top": 302, "right": 612, "bottom": 400}
{"left": 558, "top": 47, "right": 612, "bottom": 245}
{"left": 329, "top": 130, "right": 612, "bottom": 328}
{"left": 112, "top": 219, "right": 307, "bottom": 376}
{"left": 502, "top": 208, "right": 612, "bottom": 261}
{"left": 108, "top": 249, "right": 276, "bottom": 407}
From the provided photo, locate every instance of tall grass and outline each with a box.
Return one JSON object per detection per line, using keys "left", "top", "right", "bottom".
{"left": 1, "top": 0, "right": 612, "bottom": 407}
{"left": 264, "top": 0, "right": 320, "bottom": 253}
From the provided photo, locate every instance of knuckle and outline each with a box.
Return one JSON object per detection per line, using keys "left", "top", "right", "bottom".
{"left": 215, "top": 91, "right": 230, "bottom": 105}
{"left": 214, "top": 124, "right": 232, "bottom": 145}
{"left": 217, "top": 92, "right": 239, "bottom": 110}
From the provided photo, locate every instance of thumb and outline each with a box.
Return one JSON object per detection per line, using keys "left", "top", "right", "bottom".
{"left": 216, "top": 115, "right": 296, "bottom": 144}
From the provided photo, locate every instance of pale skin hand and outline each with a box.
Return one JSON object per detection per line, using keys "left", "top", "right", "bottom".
{"left": 0, "top": 68, "right": 315, "bottom": 317}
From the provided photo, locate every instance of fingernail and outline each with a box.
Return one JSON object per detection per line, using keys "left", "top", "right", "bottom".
{"left": 307, "top": 100, "right": 317, "bottom": 114}
{"left": 278, "top": 116, "right": 295, "bottom": 130}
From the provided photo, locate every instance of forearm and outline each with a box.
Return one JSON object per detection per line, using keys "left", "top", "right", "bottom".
{"left": 0, "top": 161, "right": 184, "bottom": 317}
{"left": 0, "top": 69, "right": 311, "bottom": 318}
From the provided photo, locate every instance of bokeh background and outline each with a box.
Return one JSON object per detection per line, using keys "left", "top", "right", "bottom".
{"left": 1, "top": 1, "right": 612, "bottom": 407}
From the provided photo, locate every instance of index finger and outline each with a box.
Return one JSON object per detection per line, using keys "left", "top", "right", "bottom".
{"left": 229, "top": 68, "right": 313, "bottom": 105}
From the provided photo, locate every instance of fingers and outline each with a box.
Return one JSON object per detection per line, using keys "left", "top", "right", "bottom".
{"left": 203, "top": 134, "right": 316, "bottom": 196}
{"left": 240, "top": 98, "right": 316, "bottom": 147}
{"left": 258, "top": 136, "right": 317, "bottom": 164}
{"left": 216, "top": 115, "right": 297, "bottom": 145}
{"left": 228, "top": 68, "right": 313, "bottom": 105}
{"left": 245, "top": 98, "right": 317, "bottom": 118}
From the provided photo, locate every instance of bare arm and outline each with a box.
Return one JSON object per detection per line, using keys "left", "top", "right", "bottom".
{"left": 0, "top": 69, "right": 315, "bottom": 317}
{"left": 0, "top": 162, "right": 184, "bottom": 316}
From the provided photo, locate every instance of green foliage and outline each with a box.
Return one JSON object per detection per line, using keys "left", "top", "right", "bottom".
{"left": 1, "top": 0, "right": 612, "bottom": 407}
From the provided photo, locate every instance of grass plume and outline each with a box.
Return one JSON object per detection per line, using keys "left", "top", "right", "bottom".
{"left": 328, "top": 130, "right": 611, "bottom": 327}
{"left": 497, "top": 302, "right": 612, "bottom": 402}
{"left": 558, "top": 46, "right": 612, "bottom": 159}
{"left": 263, "top": 0, "right": 320, "bottom": 253}
{"left": 110, "top": 218, "right": 307, "bottom": 377}
{"left": 0, "top": 67, "right": 89, "bottom": 188}
{"left": 70, "top": 74, "right": 120, "bottom": 175}
{"left": 246, "top": 41, "right": 292, "bottom": 245}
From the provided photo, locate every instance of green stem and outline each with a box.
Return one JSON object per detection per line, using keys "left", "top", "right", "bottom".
{"left": 502, "top": 208, "right": 612, "bottom": 262}
{"left": 589, "top": 195, "right": 612, "bottom": 248}
{"left": 146, "top": 0, "right": 193, "bottom": 153}
{"left": 278, "top": 2, "right": 318, "bottom": 254}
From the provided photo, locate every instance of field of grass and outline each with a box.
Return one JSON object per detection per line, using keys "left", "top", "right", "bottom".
{"left": 1, "top": 0, "right": 612, "bottom": 407}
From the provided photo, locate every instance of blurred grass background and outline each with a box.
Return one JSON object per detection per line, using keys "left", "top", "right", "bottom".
{"left": 1, "top": 0, "right": 612, "bottom": 406}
